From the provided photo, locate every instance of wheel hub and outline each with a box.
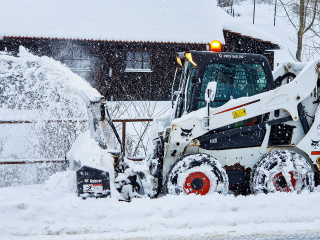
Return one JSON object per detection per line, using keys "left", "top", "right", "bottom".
{"left": 272, "top": 172, "right": 296, "bottom": 192}
{"left": 184, "top": 172, "right": 210, "bottom": 195}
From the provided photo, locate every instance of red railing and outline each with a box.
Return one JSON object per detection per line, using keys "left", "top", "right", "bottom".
{"left": 1, "top": 118, "right": 154, "bottom": 157}
{"left": 0, "top": 159, "right": 66, "bottom": 165}
{"left": 112, "top": 118, "right": 153, "bottom": 156}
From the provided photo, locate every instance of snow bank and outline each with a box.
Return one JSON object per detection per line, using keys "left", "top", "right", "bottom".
{"left": 44, "top": 170, "right": 77, "bottom": 196}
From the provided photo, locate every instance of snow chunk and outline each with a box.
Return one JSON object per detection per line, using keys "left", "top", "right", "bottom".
{"left": 67, "top": 131, "right": 114, "bottom": 172}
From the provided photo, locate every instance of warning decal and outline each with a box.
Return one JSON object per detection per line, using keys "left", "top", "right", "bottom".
{"left": 83, "top": 183, "right": 103, "bottom": 193}
{"left": 232, "top": 108, "right": 247, "bottom": 119}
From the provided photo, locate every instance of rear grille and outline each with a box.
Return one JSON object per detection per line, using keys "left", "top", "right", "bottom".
{"left": 269, "top": 124, "right": 295, "bottom": 146}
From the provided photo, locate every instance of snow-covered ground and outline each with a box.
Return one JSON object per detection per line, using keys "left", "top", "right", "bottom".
{"left": 1, "top": 174, "right": 320, "bottom": 240}
{"left": 2, "top": 1, "right": 320, "bottom": 239}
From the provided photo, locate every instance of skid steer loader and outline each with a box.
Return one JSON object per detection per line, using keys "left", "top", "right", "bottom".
{"left": 77, "top": 41, "right": 320, "bottom": 198}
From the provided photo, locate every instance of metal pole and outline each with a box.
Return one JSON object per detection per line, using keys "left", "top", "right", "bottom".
{"left": 122, "top": 121, "right": 126, "bottom": 156}
{"left": 231, "top": 0, "right": 234, "bottom": 17}
{"left": 253, "top": 0, "right": 256, "bottom": 25}
{"left": 274, "top": 0, "right": 277, "bottom": 26}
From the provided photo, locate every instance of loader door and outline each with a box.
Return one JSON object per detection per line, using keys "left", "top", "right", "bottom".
{"left": 195, "top": 63, "right": 271, "bottom": 150}
{"left": 175, "top": 61, "right": 198, "bottom": 118}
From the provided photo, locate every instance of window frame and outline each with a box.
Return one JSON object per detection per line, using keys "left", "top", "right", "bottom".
{"left": 124, "top": 51, "right": 152, "bottom": 72}
{"left": 61, "top": 50, "right": 91, "bottom": 72}
{"left": 56, "top": 47, "right": 93, "bottom": 80}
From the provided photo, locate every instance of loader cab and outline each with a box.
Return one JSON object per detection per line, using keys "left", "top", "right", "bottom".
{"left": 174, "top": 51, "right": 275, "bottom": 118}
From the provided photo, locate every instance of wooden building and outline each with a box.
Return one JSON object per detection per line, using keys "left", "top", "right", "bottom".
{"left": 0, "top": 1, "right": 279, "bottom": 101}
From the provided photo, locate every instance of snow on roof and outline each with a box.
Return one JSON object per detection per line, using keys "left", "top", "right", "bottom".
{"left": 0, "top": 0, "right": 280, "bottom": 45}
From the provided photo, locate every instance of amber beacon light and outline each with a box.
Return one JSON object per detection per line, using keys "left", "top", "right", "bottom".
{"left": 210, "top": 40, "right": 222, "bottom": 52}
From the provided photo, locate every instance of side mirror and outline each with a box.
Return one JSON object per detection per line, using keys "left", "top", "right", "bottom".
{"left": 205, "top": 82, "right": 217, "bottom": 103}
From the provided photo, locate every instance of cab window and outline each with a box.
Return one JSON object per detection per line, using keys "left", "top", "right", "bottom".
{"left": 175, "top": 62, "right": 196, "bottom": 118}
{"left": 197, "top": 63, "right": 267, "bottom": 109}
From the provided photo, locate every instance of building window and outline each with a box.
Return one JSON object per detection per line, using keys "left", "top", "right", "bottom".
{"left": 54, "top": 44, "right": 94, "bottom": 80}
{"left": 61, "top": 50, "right": 91, "bottom": 79}
{"left": 125, "top": 51, "right": 152, "bottom": 72}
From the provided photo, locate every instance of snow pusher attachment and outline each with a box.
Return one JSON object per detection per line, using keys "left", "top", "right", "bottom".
{"left": 76, "top": 166, "right": 111, "bottom": 199}
{"left": 73, "top": 40, "right": 320, "bottom": 198}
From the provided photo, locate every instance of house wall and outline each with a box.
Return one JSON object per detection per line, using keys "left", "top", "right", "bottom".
{"left": 0, "top": 34, "right": 278, "bottom": 101}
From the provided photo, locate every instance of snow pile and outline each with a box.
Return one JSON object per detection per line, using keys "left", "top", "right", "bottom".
{"left": 67, "top": 131, "right": 114, "bottom": 172}
{"left": 0, "top": 48, "right": 104, "bottom": 187}
{"left": 44, "top": 170, "right": 77, "bottom": 196}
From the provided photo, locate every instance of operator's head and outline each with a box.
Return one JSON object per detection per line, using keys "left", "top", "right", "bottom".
{"left": 218, "top": 66, "right": 234, "bottom": 84}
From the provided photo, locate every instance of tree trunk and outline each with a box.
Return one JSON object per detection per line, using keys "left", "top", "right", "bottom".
{"left": 296, "top": 0, "right": 306, "bottom": 62}
{"left": 296, "top": 31, "right": 303, "bottom": 62}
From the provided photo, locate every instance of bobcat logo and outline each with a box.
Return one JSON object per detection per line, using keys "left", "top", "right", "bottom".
{"left": 311, "top": 140, "right": 320, "bottom": 149}
{"left": 180, "top": 127, "right": 194, "bottom": 140}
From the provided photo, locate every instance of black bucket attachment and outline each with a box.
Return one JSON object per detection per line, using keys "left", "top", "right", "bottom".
{"left": 76, "top": 165, "right": 111, "bottom": 198}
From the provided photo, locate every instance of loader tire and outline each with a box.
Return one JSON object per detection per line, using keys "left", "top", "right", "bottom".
{"left": 165, "top": 153, "right": 229, "bottom": 195}
{"left": 251, "top": 149, "right": 314, "bottom": 194}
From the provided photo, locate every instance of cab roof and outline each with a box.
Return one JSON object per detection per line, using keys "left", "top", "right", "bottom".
{"left": 178, "top": 51, "right": 271, "bottom": 68}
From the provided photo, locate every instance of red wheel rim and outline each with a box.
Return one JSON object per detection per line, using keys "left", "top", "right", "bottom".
{"left": 184, "top": 172, "right": 211, "bottom": 195}
{"left": 272, "top": 171, "right": 296, "bottom": 192}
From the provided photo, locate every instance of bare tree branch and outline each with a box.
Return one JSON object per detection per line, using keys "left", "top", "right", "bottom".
{"left": 304, "top": 0, "right": 318, "bottom": 33}
{"left": 279, "top": 0, "right": 298, "bottom": 31}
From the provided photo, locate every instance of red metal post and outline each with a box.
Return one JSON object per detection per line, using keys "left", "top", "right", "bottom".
{"left": 112, "top": 118, "right": 153, "bottom": 157}
{"left": 122, "top": 121, "right": 126, "bottom": 156}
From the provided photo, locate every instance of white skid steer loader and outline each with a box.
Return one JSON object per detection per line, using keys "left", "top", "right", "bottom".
{"left": 76, "top": 41, "right": 320, "bottom": 199}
